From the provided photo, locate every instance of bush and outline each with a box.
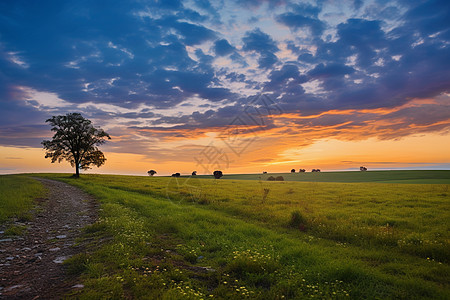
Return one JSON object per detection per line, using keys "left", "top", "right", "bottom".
{"left": 288, "top": 210, "right": 307, "bottom": 231}
{"left": 275, "top": 176, "right": 284, "bottom": 181}
{"left": 267, "top": 176, "right": 275, "bottom": 181}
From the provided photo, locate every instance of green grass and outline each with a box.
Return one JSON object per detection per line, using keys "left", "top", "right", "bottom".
{"left": 0, "top": 175, "right": 45, "bottom": 223}
{"left": 31, "top": 173, "right": 449, "bottom": 299}
{"left": 194, "top": 170, "right": 450, "bottom": 184}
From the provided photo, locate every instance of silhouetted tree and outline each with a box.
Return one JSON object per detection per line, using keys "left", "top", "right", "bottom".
{"left": 213, "top": 170, "right": 223, "bottom": 179}
{"left": 42, "top": 113, "right": 110, "bottom": 178}
{"left": 148, "top": 170, "right": 157, "bottom": 176}
{"left": 360, "top": 166, "right": 367, "bottom": 171}
{"left": 299, "top": 169, "right": 306, "bottom": 172}
{"left": 291, "top": 169, "right": 296, "bottom": 173}
{"left": 171, "top": 173, "right": 181, "bottom": 177}
{"left": 192, "top": 171, "right": 197, "bottom": 176}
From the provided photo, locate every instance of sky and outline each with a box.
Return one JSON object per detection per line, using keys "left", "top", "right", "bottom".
{"left": 0, "top": 0, "right": 449, "bottom": 176}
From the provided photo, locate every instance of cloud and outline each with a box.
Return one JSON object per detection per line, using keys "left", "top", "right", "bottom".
{"left": 213, "top": 39, "right": 235, "bottom": 56}
{"left": 276, "top": 13, "right": 325, "bottom": 37}
{"left": 242, "top": 28, "right": 279, "bottom": 68}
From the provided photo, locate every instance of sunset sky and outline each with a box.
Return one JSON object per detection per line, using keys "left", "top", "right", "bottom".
{"left": 1, "top": 0, "right": 449, "bottom": 176}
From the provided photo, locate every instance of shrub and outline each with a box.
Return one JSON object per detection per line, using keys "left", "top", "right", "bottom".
{"left": 267, "top": 176, "right": 275, "bottom": 181}
{"left": 275, "top": 176, "right": 284, "bottom": 181}
{"left": 288, "top": 210, "right": 307, "bottom": 231}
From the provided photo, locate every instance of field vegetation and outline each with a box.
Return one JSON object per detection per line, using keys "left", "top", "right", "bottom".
{"left": 32, "top": 173, "right": 449, "bottom": 299}
{"left": 198, "top": 170, "right": 450, "bottom": 184}
{"left": 0, "top": 175, "right": 45, "bottom": 224}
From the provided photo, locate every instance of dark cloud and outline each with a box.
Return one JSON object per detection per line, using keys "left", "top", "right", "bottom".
{"left": 242, "top": 28, "right": 279, "bottom": 68}
{"left": 276, "top": 13, "right": 325, "bottom": 36}
{"left": 213, "top": 39, "right": 235, "bottom": 56}
{"left": 308, "top": 63, "right": 355, "bottom": 78}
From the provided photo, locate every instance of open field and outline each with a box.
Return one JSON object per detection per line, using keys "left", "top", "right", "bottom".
{"left": 27, "top": 173, "right": 449, "bottom": 299}
{"left": 0, "top": 175, "right": 45, "bottom": 224}
{"left": 194, "top": 170, "right": 450, "bottom": 184}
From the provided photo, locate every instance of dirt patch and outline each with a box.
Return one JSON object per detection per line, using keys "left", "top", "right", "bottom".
{"left": 0, "top": 178, "right": 98, "bottom": 299}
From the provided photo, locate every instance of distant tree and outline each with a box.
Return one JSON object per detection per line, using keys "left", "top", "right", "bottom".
{"left": 263, "top": 171, "right": 267, "bottom": 174}
{"left": 312, "top": 169, "right": 321, "bottom": 172}
{"left": 192, "top": 171, "right": 197, "bottom": 176}
{"left": 171, "top": 173, "right": 181, "bottom": 177}
{"left": 299, "top": 169, "right": 306, "bottom": 172}
{"left": 291, "top": 169, "right": 296, "bottom": 173}
{"left": 360, "top": 166, "right": 367, "bottom": 171}
{"left": 213, "top": 170, "right": 223, "bottom": 179}
{"left": 148, "top": 170, "right": 157, "bottom": 176}
{"left": 42, "top": 113, "right": 110, "bottom": 178}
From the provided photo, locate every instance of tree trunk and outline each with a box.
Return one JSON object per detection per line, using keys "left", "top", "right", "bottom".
{"left": 75, "top": 161, "right": 80, "bottom": 178}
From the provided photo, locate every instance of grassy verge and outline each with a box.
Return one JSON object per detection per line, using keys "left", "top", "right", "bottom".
{"left": 34, "top": 173, "right": 449, "bottom": 299}
{"left": 0, "top": 175, "right": 45, "bottom": 224}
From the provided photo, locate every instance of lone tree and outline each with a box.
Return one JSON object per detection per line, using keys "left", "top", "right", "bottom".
{"left": 148, "top": 170, "right": 157, "bottom": 176}
{"left": 42, "top": 113, "right": 110, "bottom": 177}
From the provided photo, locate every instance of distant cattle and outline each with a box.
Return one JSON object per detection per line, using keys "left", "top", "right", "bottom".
{"left": 311, "top": 169, "right": 321, "bottom": 172}
{"left": 263, "top": 171, "right": 267, "bottom": 174}
{"left": 299, "top": 169, "right": 306, "bottom": 172}
{"left": 192, "top": 171, "right": 197, "bottom": 176}
{"left": 360, "top": 166, "right": 367, "bottom": 171}
{"left": 171, "top": 173, "right": 181, "bottom": 177}
{"left": 213, "top": 170, "right": 223, "bottom": 179}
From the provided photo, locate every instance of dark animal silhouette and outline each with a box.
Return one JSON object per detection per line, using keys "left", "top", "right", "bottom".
{"left": 263, "top": 171, "right": 267, "bottom": 174}
{"left": 312, "top": 169, "right": 321, "bottom": 172}
{"left": 213, "top": 170, "right": 223, "bottom": 179}
{"left": 299, "top": 169, "right": 306, "bottom": 172}
{"left": 360, "top": 166, "right": 367, "bottom": 171}
{"left": 171, "top": 173, "right": 181, "bottom": 177}
{"left": 192, "top": 171, "right": 197, "bottom": 176}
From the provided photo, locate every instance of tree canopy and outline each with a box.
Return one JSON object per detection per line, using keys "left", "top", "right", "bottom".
{"left": 42, "top": 113, "right": 110, "bottom": 177}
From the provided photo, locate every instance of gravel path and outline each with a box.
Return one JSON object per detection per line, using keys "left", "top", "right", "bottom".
{"left": 0, "top": 178, "right": 98, "bottom": 299}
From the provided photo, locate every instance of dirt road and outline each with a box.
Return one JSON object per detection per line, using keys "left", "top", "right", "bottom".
{"left": 0, "top": 178, "right": 98, "bottom": 299}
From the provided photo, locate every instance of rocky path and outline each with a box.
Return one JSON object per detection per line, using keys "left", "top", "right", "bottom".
{"left": 0, "top": 178, "right": 98, "bottom": 299}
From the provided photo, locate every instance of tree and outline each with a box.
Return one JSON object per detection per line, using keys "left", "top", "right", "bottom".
{"left": 192, "top": 171, "right": 197, "bottom": 176}
{"left": 148, "top": 170, "right": 157, "bottom": 176}
{"left": 213, "top": 170, "right": 223, "bottom": 179}
{"left": 291, "top": 169, "right": 296, "bottom": 173}
{"left": 42, "top": 113, "right": 110, "bottom": 177}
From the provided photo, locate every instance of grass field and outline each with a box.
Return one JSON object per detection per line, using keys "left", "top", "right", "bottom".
{"left": 0, "top": 175, "right": 45, "bottom": 224}
{"left": 31, "top": 172, "right": 449, "bottom": 299}
{"left": 195, "top": 170, "right": 450, "bottom": 184}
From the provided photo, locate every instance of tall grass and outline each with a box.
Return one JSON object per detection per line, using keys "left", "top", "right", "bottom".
{"left": 35, "top": 173, "right": 449, "bottom": 299}
{"left": 0, "top": 175, "right": 45, "bottom": 223}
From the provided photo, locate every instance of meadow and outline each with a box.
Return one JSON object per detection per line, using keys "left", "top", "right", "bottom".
{"left": 0, "top": 175, "right": 45, "bottom": 225}
{"left": 196, "top": 170, "right": 450, "bottom": 184}
{"left": 28, "top": 172, "right": 449, "bottom": 299}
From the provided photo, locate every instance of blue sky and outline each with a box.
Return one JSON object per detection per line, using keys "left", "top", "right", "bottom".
{"left": 0, "top": 0, "right": 449, "bottom": 174}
